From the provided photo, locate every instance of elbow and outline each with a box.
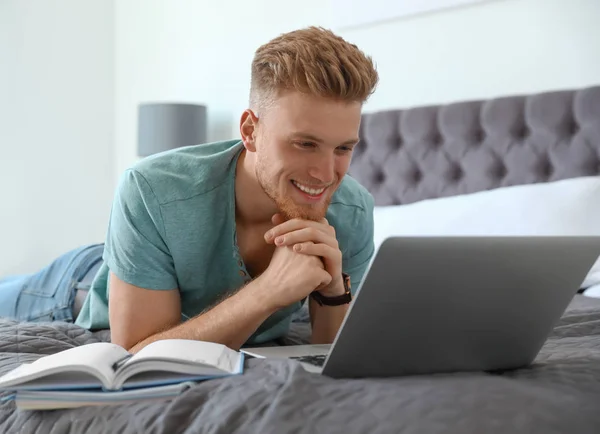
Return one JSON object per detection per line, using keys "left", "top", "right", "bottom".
{"left": 112, "top": 320, "right": 177, "bottom": 353}
{"left": 110, "top": 329, "right": 141, "bottom": 352}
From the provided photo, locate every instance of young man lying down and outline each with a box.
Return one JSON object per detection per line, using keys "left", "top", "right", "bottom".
{"left": 0, "top": 27, "right": 379, "bottom": 353}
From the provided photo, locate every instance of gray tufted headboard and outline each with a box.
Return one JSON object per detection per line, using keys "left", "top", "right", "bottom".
{"left": 350, "top": 86, "right": 600, "bottom": 206}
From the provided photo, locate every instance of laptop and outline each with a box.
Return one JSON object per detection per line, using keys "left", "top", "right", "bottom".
{"left": 241, "top": 236, "right": 600, "bottom": 378}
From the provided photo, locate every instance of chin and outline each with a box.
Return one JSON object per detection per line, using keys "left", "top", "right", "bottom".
{"left": 277, "top": 195, "right": 330, "bottom": 222}
{"left": 281, "top": 207, "right": 327, "bottom": 222}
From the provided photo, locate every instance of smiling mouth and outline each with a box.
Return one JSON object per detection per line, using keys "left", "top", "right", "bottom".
{"left": 291, "top": 180, "right": 327, "bottom": 197}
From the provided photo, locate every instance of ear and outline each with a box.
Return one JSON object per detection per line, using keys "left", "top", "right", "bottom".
{"left": 239, "top": 109, "right": 259, "bottom": 152}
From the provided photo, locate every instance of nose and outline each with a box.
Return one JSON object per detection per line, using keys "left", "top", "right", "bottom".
{"left": 307, "top": 151, "right": 335, "bottom": 184}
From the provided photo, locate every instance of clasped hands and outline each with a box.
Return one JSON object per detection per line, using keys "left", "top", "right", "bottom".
{"left": 263, "top": 213, "right": 345, "bottom": 298}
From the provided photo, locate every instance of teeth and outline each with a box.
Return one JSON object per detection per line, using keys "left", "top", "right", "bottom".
{"left": 292, "top": 181, "right": 326, "bottom": 196}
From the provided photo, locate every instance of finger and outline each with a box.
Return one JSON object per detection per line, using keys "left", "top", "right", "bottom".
{"left": 291, "top": 241, "right": 324, "bottom": 266}
{"left": 265, "top": 218, "right": 332, "bottom": 243}
{"left": 271, "top": 213, "right": 286, "bottom": 226}
{"left": 293, "top": 242, "right": 342, "bottom": 277}
{"left": 317, "top": 269, "right": 333, "bottom": 287}
{"left": 275, "top": 227, "right": 338, "bottom": 249}
{"left": 318, "top": 217, "right": 334, "bottom": 237}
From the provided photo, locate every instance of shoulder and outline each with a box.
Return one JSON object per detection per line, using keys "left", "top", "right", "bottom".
{"left": 120, "top": 139, "right": 243, "bottom": 205}
{"left": 327, "top": 175, "right": 374, "bottom": 250}
{"left": 330, "top": 174, "right": 374, "bottom": 211}
{"left": 327, "top": 174, "right": 374, "bottom": 226}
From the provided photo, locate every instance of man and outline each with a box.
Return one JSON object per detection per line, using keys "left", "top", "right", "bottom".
{"left": 0, "top": 26, "right": 379, "bottom": 353}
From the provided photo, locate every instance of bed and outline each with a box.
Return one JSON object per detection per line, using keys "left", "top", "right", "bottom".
{"left": 1, "top": 85, "right": 600, "bottom": 433}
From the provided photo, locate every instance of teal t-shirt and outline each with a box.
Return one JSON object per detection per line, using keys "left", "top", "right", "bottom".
{"left": 75, "top": 139, "right": 375, "bottom": 344}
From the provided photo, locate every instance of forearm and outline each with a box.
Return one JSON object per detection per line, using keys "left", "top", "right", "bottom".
{"left": 129, "top": 279, "right": 276, "bottom": 353}
{"left": 309, "top": 298, "right": 349, "bottom": 344}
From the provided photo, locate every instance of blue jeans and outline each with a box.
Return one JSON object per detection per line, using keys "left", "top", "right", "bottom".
{"left": 0, "top": 244, "right": 104, "bottom": 322}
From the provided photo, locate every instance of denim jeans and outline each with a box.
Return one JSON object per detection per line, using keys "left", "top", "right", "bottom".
{"left": 0, "top": 244, "right": 104, "bottom": 322}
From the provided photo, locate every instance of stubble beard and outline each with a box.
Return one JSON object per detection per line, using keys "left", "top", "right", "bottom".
{"left": 255, "top": 157, "right": 331, "bottom": 222}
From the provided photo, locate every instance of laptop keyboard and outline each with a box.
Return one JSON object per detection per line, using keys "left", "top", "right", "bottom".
{"left": 290, "top": 354, "right": 327, "bottom": 367}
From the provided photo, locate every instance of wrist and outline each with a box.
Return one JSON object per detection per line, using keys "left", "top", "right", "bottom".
{"left": 317, "top": 277, "right": 346, "bottom": 297}
{"left": 310, "top": 273, "right": 352, "bottom": 307}
{"left": 241, "top": 277, "right": 281, "bottom": 316}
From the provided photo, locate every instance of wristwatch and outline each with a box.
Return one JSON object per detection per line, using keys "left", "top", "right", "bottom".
{"left": 310, "top": 273, "right": 352, "bottom": 306}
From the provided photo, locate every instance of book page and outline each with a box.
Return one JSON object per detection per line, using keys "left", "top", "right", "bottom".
{"left": 125, "top": 339, "right": 240, "bottom": 373}
{"left": 0, "top": 342, "right": 129, "bottom": 390}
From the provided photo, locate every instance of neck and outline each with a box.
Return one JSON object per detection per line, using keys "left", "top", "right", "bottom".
{"left": 235, "top": 148, "right": 278, "bottom": 226}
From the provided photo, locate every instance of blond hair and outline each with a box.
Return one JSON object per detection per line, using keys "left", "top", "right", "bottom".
{"left": 249, "top": 26, "right": 379, "bottom": 113}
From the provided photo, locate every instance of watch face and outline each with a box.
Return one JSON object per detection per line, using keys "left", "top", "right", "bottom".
{"left": 342, "top": 273, "right": 351, "bottom": 291}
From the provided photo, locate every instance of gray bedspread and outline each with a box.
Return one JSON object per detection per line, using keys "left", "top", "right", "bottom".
{"left": 1, "top": 295, "right": 600, "bottom": 434}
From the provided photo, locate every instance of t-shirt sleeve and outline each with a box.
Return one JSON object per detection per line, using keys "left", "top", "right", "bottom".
{"left": 103, "top": 169, "right": 178, "bottom": 290}
{"left": 342, "top": 193, "right": 375, "bottom": 295}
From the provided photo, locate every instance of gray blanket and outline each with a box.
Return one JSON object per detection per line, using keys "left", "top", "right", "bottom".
{"left": 1, "top": 295, "right": 600, "bottom": 434}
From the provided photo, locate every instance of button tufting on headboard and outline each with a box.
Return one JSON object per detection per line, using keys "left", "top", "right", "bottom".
{"left": 350, "top": 86, "right": 600, "bottom": 206}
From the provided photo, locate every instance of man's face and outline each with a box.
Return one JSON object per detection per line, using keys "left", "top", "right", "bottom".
{"left": 250, "top": 91, "right": 362, "bottom": 221}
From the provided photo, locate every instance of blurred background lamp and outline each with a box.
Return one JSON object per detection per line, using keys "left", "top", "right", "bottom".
{"left": 137, "top": 102, "right": 207, "bottom": 157}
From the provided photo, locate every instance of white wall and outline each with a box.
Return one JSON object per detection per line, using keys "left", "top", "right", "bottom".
{"left": 114, "top": 0, "right": 333, "bottom": 181}
{"left": 342, "top": 0, "right": 600, "bottom": 111}
{"left": 0, "top": 1, "right": 115, "bottom": 275}
{"left": 3, "top": 0, "right": 598, "bottom": 275}
{"left": 114, "top": 0, "right": 600, "bottom": 179}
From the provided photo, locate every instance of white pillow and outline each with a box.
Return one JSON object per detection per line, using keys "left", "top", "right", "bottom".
{"left": 584, "top": 283, "right": 600, "bottom": 299}
{"left": 373, "top": 176, "right": 600, "bottom": 290}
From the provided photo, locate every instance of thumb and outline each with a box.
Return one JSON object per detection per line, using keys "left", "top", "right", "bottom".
{"left": 318, "top": 269, "right": 333, "bottom": 287}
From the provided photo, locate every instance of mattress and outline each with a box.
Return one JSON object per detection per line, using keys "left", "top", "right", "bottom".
{"left": 1, "top": 295, "right": 599, "bottom": 434}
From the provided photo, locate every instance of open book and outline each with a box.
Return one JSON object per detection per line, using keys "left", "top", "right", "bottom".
{"left": 0, "top": 339, "right": 244, "bottom": 393}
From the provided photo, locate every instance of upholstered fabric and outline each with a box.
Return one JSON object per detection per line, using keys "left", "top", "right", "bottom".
{"left": 350, "top": 86, "right": 600, "bottom": 205}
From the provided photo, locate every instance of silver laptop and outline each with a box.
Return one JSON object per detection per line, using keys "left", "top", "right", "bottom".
{"left": 242, "top": 236, "right": 600, "bottom": 378}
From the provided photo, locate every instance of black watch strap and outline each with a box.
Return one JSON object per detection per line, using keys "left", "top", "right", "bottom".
{"left": 311, "top": 273, "right": 352, "bottom": 306}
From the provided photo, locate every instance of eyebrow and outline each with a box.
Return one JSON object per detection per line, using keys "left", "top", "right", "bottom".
{"left": 291, "top": 132, "right": 359, "bottom": 147}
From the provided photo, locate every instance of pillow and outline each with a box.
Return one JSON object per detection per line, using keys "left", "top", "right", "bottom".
{"left": 372, "top": 176, "right": 600, "bottom": 290}
{"left": 584, "top": 283, "right": 600, "bottom": 299}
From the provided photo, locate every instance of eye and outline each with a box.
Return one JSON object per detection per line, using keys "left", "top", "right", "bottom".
{"left": 337, "top": 146, "right": 354, "bottom": 153}
{"left": 295, "top": 141, "right": 317, "bottom": 149}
